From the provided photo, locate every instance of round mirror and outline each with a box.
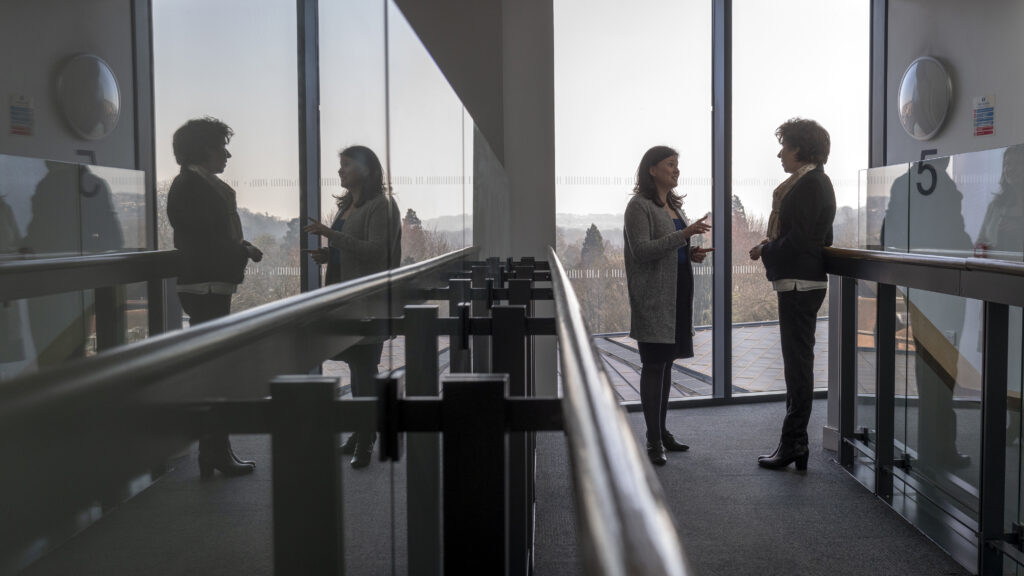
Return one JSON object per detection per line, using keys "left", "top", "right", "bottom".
{"left": 897, "top": 56, "right": 952, "bottom": 141}
{"left": 55, "top": 54, "right": 121, "bottom": 140}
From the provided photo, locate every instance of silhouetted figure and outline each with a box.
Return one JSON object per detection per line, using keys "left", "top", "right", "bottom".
{"left": 22, "top": 161, "right": 123, "bottom": 368}
{"left": 0, "top": 194, "right": 27, "bottom": 366}
{"left": 883, "top": 155, "right": 972, "bottom": 473}
{"left": 167, "top": 117, "right": 262, "bottom": 479}
{"left": 750, "top": 118, "right": 836, "bottom": 472}
{"left": 623, "top": 145, "right": 712, "bottom": 466}
{"left": 304, "top": 145, "right": 401, "bottom": 469}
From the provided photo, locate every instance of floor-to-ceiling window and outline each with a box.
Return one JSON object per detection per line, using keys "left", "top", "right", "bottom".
{"left": 554, "top": 0, "right": 713, "bottom": 399}
{"left": 731, "top": 0, "right": 868, "bottom": 395}
{"left": 153, "top": 0, "right": 300, "bottom": 316}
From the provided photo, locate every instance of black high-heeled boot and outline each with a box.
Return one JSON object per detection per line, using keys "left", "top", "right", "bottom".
{"left": 757, "top": 442, "right": 809, "bottom": 471}
{"left": 198, "top": 435, "right": 256, "bottom": 479}
{"left": 758, "top": 441, "right": 782, "bottom": 461}
{"left": 351, "top": 432, "right": 376, "bottom": 469}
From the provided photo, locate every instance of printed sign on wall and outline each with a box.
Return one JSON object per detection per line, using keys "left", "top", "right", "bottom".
{"left": 973, "top": 95, "right": 995, "bottom": 136}
{"left": 9, "top": 95, "right": 34, "bottom": 136}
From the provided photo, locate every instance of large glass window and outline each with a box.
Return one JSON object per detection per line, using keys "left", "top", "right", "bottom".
{"left": 153, "top": 0, "right": 300, "bottom": 316}
{"left": 732, "top": 0, "right": 868, "bottom": 394}
{"left": 554, "top": 0, "right": 713, "bottom": 397}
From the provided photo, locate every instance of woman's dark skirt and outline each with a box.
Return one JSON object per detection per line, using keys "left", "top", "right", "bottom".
{"left": 638, "top": 261, "right": 694, "bottom": 364}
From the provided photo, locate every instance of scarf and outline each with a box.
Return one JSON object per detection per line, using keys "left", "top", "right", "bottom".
{"left": 766, "top": 163, "right": 816, "bottom": 240}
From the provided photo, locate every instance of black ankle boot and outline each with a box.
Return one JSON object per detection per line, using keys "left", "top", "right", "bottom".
{"left": 199, "top": 435, "right": 256, "bottom": 479}
{"left": 757, "top": 443, "right": 809, "bottom": 471}
{"left": 647, "top": 441, "right": 667, "bottom": 466}
{"left": 339, "top": 434, "right": 357, "bottom": 455}
{"left": 351, "top": 433, "right": 376, "bottom": 469}
{"left": 662, "top": 432, "right": 689, "bottom": 452}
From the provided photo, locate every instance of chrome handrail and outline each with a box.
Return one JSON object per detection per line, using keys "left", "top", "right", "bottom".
{"left": 0, "top": 247, "right": 476, "bottom": 431}
{"left": 0, "top": 249, "right": 182, "bottom": 301}
{"left": 824, "top": 246, "right": 1024, "bottom": 306}
{"left": 548, "top": 246, "right": 693, "bottom": 576}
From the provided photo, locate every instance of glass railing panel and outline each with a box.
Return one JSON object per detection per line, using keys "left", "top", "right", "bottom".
{"left": 952, "top": 145, "right": 1024, "bottom": 262}
{"left": 1009, "top": 306, "right": 1023, "bottom": 553}
{"left": 0, "top": 155, "right": 147, "bottom": 258}
{"left": 859, "top": 163, "right": 909, "bottom": 251}
{"left": 855, "top": 280, "right": 878, "bottom": 467}
{"left": 900, "top": 288, "right": 981, "bottom": 525}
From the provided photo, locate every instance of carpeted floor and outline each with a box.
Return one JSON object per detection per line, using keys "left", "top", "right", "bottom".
{"left": 20, "top": 400, "right": 969, "bottom": 576}
{"left": 534, "top": 399, "right": 970, "bottom": 576}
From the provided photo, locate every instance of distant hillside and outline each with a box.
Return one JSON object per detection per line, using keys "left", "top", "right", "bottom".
{"left": 556, "top": 213, "right": 624, "bottom": 231}
{"left": 239, "top": 208, "right": 290, "bottom": 239}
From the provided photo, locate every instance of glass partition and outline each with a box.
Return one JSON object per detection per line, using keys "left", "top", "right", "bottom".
{"left": 0, "top": 155, "right": 148, "bottom": 379}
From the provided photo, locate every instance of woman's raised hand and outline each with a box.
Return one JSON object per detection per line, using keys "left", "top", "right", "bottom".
{"left": 303, "top": 216, "right": 331, "bottom": 236}
{"left": 683, "top": 214, "right": 711, "bottom": 238}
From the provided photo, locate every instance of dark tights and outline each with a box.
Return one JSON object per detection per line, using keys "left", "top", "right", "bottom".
{"left": 640, "top": 361, "right": 673, "bottom": 446}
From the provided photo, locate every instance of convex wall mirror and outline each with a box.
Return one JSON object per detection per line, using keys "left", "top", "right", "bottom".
{"left": 897, "top": 56, "right": 952, "bottom": 141}
{"left": 55, "top": 54, "right": 121, "bottom": 140}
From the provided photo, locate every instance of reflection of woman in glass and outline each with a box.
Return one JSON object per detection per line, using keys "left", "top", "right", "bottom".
{"left": 303, "top": 145, "right": 401, "bottom": 469}
{"left": 623, "top": 145, "right": 712, "bottom": 466}
{"left": 749, "top": 118, "right": 835, "bottom": 471}
{"left": 976, "top": 144, "right": 1024, "bottom": 259}
{"left": 167, "top": 117, "right": 263, "bottom": 478}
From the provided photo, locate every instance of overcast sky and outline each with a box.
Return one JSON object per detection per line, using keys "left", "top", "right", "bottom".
{"left": 152, "top": 0, "right": 867, "bottom": 224}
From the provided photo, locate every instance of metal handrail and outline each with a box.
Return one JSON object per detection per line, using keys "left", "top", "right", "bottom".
{"left": 0, "top": 247, "right": 476, "bottom": 432}
{"left": 547, "top": 246, "right": 693, "bottom": 576}
{"left": 824, "top": 246, "right": 1024, "bottom": 306}
{"left": 0, "top": 249, "right": 182, "bottom": 301}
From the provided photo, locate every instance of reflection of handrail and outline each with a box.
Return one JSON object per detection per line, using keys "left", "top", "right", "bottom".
{"left": 0, "top": 250, "right": 181, "bottom": 301}
{"left": 547, "top": 246, "right": 693, "bottom": 576}
{"left": 0, "top": 247, "right": 476, "bottom": 432}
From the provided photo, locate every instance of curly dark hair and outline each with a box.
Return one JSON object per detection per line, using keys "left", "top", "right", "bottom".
{"left": 334, "top": 145, "right": 386, "bottom": 210}
{"left": 633, "top": 145, "right": 683, "bottom": 210}
{"left": 171, "top": 116, "right": 233, "bottom": 166}
{"left": 775, "top": 118, "right": 830, "bottom": 165}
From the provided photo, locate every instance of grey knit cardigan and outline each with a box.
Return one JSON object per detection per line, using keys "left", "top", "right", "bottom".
{"left": 623, "top": 194, "right": 690, "bottom": 343}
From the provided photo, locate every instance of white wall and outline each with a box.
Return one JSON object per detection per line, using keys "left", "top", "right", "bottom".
{"left": 0, "top": 0, "right": 136, "bottom": 168}
{"left": 887, "top": 0, "right": 1024, "bottom": 163}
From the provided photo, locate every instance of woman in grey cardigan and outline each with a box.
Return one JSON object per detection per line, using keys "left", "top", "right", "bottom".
{"left": 624, "top": 146, "right": 712, "bottom": 465}
{"left": 304, "top": 145, "right": 401, "bottom": 469}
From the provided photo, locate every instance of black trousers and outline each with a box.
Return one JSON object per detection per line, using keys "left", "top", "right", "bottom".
{"left": 777, "top": 288, "right": 826, "bottom": 447}
{"left": 336, "top": 342, "right": 385, "bottom": 437}
{"left": 178, "top": 292, "right": 232, "bottom": 325}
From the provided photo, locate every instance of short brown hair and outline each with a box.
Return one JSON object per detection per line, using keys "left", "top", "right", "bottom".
{"left": 775, "top": 118, "right": 830, "bottom": 165}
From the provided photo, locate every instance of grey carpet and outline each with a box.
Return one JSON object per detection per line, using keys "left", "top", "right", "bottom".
{"left": 535, "top": 399, "right": 970, "bottom": 576}
{"left": 20, "top": 400, "right": 969, "bottom": 576}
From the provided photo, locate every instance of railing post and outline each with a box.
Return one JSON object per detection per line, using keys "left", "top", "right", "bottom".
{"left": 471, "top": 266, "right": 492, "bottom": 372}
{"left": 448, "top": 278, "right": 472, "bottom": 373}
{"left": 270, "top": 375, "right": 342, "bottom": 576}
{"left": 875, "top": 283, "right": 896, "bottom": 501}
{"left": 94, "top": 285, "right": 125, "bottom": 352}
{"left": 492, "top": 304, "right": 528, "bottom": 576}
{"left": 839, "top": 276, "right": 857, "bottom": 467}
{"left": 442, "top": 373, "right": 508, "bottom": 575}
{"left": 979, "top": 301, "right": 1009, "bottom": 576}
{"left": 405, "top": 305, "right": 442, "bottom": 576}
